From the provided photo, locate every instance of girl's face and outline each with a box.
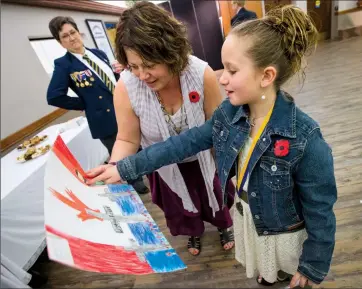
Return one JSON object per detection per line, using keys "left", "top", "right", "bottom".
{"left": 125, "top": 48, "right": 173, "bottom": 92}
{"left": 219, "top": 35, "right": 265, "bottom": 106}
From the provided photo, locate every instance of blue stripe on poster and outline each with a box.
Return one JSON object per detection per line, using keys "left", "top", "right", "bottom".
{"left": 144, "top": 249, "right": 186, "bottom": 273}
{"left": 116, "top": 196, "right": 139, "bottom": 216}
{"left": 128, "top": 223, "right": 160, "bottom": 246}
{"left": 107, "top": 184, "right": 134, "bottom": 193}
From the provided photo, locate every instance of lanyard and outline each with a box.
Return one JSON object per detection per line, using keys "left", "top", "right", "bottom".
{"left": 236, "top": 104, "right": 274, "bottom": 195}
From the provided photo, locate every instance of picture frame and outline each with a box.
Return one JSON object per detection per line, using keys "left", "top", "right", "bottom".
{"left": 85, "top": 19, "right": 115, "bottom": 62}
{"left": 104, "top": 22, "right": 117, "bottom": 52}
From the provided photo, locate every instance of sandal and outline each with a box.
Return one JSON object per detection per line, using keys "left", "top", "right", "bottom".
{"left": 217, "top": 228, "right": 235, "bottom": 250}
{"left": 256, "top": 275, "right": 275, "bottom": 286}
{"left": 277, "top": 270, "right": 293, "bottom": 282}
{"left": 187, "top": 236, "right": 201, "bottom": 256}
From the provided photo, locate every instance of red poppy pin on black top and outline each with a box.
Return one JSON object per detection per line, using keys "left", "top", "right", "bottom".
{"left": 189, "top": 91, "right": 200, "bottom": 103}
{"left": 274, "top": 139, "right": 290, "bottom": 157}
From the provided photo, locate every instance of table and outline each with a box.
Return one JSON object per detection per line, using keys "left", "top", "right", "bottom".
{"left": 1, "top": 117, "right": 108, "bottom": 287}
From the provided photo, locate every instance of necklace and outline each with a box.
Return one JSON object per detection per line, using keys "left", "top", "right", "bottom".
{"left": 156, "top": 93, "right": 187, "bottom": 134}
{"left": 249, "top": 115, "right": 267, "bottom": 127}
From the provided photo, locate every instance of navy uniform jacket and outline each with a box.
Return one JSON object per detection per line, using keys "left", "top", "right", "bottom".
{"left": 231, "top": 7, "right": 257, "bottom": 27}
{"left": 47, "top": 48, "right": 119, "bottom": 139}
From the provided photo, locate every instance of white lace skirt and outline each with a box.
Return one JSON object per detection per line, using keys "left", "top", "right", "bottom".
{"left": 233, "top": 196, "right": 308, "bottom": 283}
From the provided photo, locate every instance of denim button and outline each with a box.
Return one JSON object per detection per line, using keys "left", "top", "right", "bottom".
{"left": 263, "top": 231, "right": 269, "bottom": 235}
{"left": 255, "top": 215, "right": 260, "bottom": 219}
{"left": 262, "top": 138, "right": 266, "bottom": 141}
{"left": 271, "top": 165, "right": 277, "bottom": 172}
{"left": 251, "top": 192, "right": 256, "bottom": 197}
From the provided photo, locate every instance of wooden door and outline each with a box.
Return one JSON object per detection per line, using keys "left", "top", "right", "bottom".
{"left": 245, "top": 1, "right": 263, "bottom": 18}
{"left": 219, "top": 0, "right": 263, "bottom": 37}
{"left": 264, "top": 0, "right": 292, "bottom": 14}
{"left": 307, "top": 0, "right": 332, "bottom": 39}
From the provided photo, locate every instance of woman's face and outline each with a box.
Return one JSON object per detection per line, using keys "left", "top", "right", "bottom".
{"left": 59, "top": 24, "right": 83, "bottom": 53}
{"left": 125, "top": 48, "right": 173, "bottom": 91}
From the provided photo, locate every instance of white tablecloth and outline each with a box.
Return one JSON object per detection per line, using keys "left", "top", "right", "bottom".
{"left": 1, "top": 117, "right": 108, "bottom": 287}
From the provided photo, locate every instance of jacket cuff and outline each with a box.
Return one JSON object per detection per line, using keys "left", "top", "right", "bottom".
{"left": 297, "top": 262, "right": 327, "bottom": 284}
{"left": 116, "top": 157, "right": 137, "bottom": 181}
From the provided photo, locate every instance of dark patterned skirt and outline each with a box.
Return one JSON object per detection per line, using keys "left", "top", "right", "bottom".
{"left": 147, "top": 160, "right": 234, "bottom": 237}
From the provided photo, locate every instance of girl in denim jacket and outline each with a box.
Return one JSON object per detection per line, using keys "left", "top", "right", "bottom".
{"left": 88, "top": 5, "right": 337, "bottom": 288}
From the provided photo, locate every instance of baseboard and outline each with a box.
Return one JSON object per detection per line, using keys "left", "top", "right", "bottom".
{"left": 0, "top": 108, "right": 68, "bottom": 152}
{"left": 338, "top": 26, "right": 362, "bottom": 40}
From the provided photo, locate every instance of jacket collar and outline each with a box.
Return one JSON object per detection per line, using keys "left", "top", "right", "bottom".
{"left": 237, "top": 7, "right": 246, "bottom": 15}
{"left": 231, "top": 90, "right": 297, "bottom": 138}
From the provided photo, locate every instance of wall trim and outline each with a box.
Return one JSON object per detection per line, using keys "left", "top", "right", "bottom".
{"left": 335, "top": 6, "right": 362, "bottom": 16}
{"left": 0, "top": 108, "right": 68, "bottom": 153}
{"left": 338, "top": 25, "right": 362, "bottom": 40}
{"left": 2, "top": 0, "right": 125, "bottom": 16}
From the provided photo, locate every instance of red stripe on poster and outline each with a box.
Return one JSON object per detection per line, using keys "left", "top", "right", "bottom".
{"left": 52, "top": 136, "right": 88, "bottom": 184}
{"left": 46, "top": 225, "right": 154, "bottom": 275}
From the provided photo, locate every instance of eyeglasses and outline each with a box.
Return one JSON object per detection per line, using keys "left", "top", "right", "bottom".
{"left": 60, "top": 30, "right": 78, "bottom": 41}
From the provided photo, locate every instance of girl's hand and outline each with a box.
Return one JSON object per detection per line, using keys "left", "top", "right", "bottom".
{"left": 86, "top": 164, "right": 112, "bottom": 179}
{"left": 86, "top": 165, "right": 125, "bottom": 185}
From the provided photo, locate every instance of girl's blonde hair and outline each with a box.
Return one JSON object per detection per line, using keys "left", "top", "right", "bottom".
{"left": 230, "top": 5, "right": 319, "bottom": 89}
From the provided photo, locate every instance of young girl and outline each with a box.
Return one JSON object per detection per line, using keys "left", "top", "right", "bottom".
{"left": 88, "top": 5, "right": 337, "bottom": 287}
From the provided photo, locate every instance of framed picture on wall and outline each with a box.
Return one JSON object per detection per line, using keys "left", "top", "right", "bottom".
{"left": 104, "top": 22, "right": 117, "bottom": 52}
{"left": 85, "top": 19, "right": 115, "bottom": 62}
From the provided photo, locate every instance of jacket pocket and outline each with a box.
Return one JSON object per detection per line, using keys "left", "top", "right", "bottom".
{"left": 260, "top": 157, "right": 291, "bottom": 190}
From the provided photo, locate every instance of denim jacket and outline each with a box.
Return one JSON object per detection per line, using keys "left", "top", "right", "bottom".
{"left": 117, "top": 90, "right": 337, "bottom": 284}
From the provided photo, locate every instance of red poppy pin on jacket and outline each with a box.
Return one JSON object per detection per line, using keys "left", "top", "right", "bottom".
{"left": 274, "top": 139, "right": 290, "bottom": 157}
{"left": 189, "top": 91, "right": 200, "bottom": 103}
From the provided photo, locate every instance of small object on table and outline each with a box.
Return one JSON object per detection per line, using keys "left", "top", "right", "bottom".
{"left": 17, "top": 145, "right": 51, "bottom": 163}
{"left": 17, "top": 135, "right": 48, "bottom": 151}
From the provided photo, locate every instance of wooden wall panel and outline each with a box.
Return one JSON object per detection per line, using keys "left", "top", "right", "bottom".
{"left": 0, "top": 108, "right": 67, "bottom": 153}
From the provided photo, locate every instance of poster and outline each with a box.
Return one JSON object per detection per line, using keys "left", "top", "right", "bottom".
{"left": 104, "top": 22, "right": 117, "bottom": 52}
{"left": 85, "top": 19, "right": 115, "bottom": 63}
{"left": 44, "top": 136, "right": 186, "bottom": 274}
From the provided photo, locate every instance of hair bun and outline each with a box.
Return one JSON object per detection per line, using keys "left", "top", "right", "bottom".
{"left": 264, "top": 5, "right": 318, "bottom": 65}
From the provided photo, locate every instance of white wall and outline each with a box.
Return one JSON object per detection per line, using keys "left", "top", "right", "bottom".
{"left": 292, "top": 0, "right": 307, "bottom": 12}
{"left": 292, "top": 0, "right": 358, "bottom": 13}
{"left": 338, "top": 10, "right": 362, "bottom": 30}
{"left": 337, "top": 0, "right": 362, "bottom": 30}
{"left": 0, "top": 4, "right": 119, "bottom": 139}
{"left": 338, "top": 0, "right": 358, "bottom": 11}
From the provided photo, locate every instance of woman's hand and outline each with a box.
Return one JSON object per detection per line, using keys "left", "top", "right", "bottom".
{"left": 290, "top": 272, "right": 315, "bottom": 288}
{"left": 86, "top": 164, "right": 124, "bottom": 185}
